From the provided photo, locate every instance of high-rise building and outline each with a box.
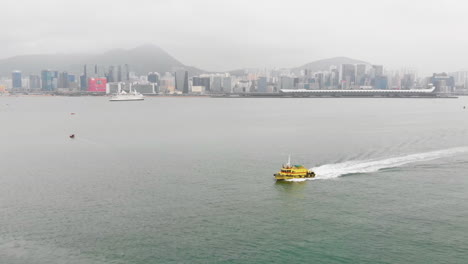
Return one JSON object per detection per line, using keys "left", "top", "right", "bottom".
{"left": 12, "top": 71, "right": 22, "bottom": 89}
{"left": 29, "top": 75, "right": 41, "bottom": 90}
{"left": 431, "top": 73, "right": 455, "bottom": 93}
{"left": 125, "top": 64, "right": 130, "bottom": 81}
{"left": 372, "top": 65, "right": 384, "bottom": 77}
{"left": 80, "top": 65, "right": 88, "bottom": 90}
{"left": 257, "top": 77, "right": 267, "bottom": 92}
{"left": 211, "top": 76, "right": 223, "bottom": 92}
{"left": 401, "top": 73, "right": 415, "bottom": 90}
{"left": 375, "top": 76, "right": 388, "bottom": 89}
{"left": 58, "top": 72, "right": 70, "bottom": 88}
{"left": 160, "top": 72, "right": 175, "bottom": 93}
{"left": 107, "top": 66, "right": 116, "bottom": 83}
{"left": 88, "top": 78, "right": 107, "bottom": 92}
{"left": 41, "top": 70, "right": 55, "bottom": 91}
{"left": 117, "top": 65, "right": 122, "bottom": 82}
{"left": 340, "top": 64, "right": 356, "bottom": 89}
{"left": 222, "top": 77, "right": 232, "bottom": 93}
{"left": 280, "top": 76, "right": 294, "bottom": 90}
{"left": 148, "top": 72, "right": 160, "bottom": 84}
{"left": 193, "top": 76, "right": 211, "bottom": 91}
{"left": 175, "top": 70, "right": 189, "bottom": 94}
{"left": 355, "top": 64, "right": 366, "bottom": 86}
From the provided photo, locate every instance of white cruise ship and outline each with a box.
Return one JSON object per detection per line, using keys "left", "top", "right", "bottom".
{"left": 110, "top": 83, "right": 144, "bottom": 101}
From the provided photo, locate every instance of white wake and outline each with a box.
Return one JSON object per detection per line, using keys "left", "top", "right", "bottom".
{"left": 288, "top": 147, "right": 468, "bottom": 181}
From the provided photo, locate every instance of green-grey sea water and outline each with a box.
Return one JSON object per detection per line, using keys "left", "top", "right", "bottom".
{"left": 1, "top": 96, "right": 467, "bottom": 263}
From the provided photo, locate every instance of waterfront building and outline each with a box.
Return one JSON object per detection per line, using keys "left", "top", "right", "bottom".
{"left": 175, "top": 70, "right": 189, "bottom": 94}
{"left": 356, "top": 64, "right": 366, "bottom": 86}
{"left": 431, "top": 73, "right": 455, "bottom": 93}
{"left": 58, "top": 72, "right": 70, "bottom": 88}
{"left": 280, "top": 76, "right": 295, "bottom": 90}
{"left": 148, "top": 72, "right": 160, "bottom": 84}
{"left": 133, "top": 84, "right": 155, "bottom": 94}
{"left": 222, "top": 77, "right": 232, "bottom": 93}
{"left": 160, "top": 72, "right": 175, "bottom": 93}
{"left": 29, "top": 75, "right": 41, "bottom": 90}
{"left": 257, "top": 77, "right": 267, "bottom": 92}
{"left": 340, "top": 64, "right": 356, "bottom": 89}
{"left": 193, "top": 76, "right": 211, "bottom": 92}
{"left": 191, "top": 86, "right": 205, "bottom": 94}
{"left": 88, "top": 78, "right": 107, "bottom": 92}
{"left": 401, "top": 73, "right": 415, "bottom": 90}
{"left": 372, "top": 65, "right": 384, "bottom": 77}
{"left": 375, "top": 76, "right": 388, "bottom": 89}
{"left": 12, "top": 71, "right": 22, "bottom": 89}
{"left": 41, "top": 70, "right": 55, "bottom": 91}
{"left": 107, "top": 66, "right": 116, "bottom": 83}
{"left": 211, "top": 76, "right": 223, "bottom": 92}
{"left": 80, "top": 65, "right": 88, "bottom": 90}
{"left": 117, "top": 65, "right": 122, "bottom": 82}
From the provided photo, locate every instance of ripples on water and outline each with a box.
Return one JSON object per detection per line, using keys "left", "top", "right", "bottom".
{"left": 1, "top": 97, "right": 468, "bottom": 264}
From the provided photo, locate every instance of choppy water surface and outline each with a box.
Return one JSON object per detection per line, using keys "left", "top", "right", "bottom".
{"left": 1, "top": 96, "right": 468, "bottom": 263}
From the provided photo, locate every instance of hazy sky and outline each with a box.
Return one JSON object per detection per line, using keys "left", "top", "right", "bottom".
{"left": 1, "top": 0, "right": 467, "bottom": 74}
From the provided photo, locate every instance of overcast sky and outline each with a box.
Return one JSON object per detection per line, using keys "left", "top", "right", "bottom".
{"left": 1, "top": 0, "right": 467, "bottom": 74}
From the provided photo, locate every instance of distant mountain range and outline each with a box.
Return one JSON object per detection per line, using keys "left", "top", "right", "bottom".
{"left": 0, "top": 44, "right": 204, "bottom": 76}
{"left": 0, "top": 44, "right": 369, "bottom": 77}
{"left": 229, "top": 57, "right": 369, "bottom": 76}
{"left": 292, "top": 57, "right": 369, "bottom": 74}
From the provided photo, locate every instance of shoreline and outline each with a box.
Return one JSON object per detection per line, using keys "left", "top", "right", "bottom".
{"left": 0, "top": 92, "right": 461, "bottom": 99}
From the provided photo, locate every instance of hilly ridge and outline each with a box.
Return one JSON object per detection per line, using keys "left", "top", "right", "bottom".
{"left": 0, "top": 45, "right": 369, "bottom": 77}
{"left": 292, "top": 56, "right": 369, "bottom": 74}
{"left": 0, "top": 44, "right": 204, "bottom": 76}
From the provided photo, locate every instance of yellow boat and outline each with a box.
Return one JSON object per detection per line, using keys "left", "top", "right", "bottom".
{"left": 274, "top": 155, "right": 315, "bottom": 181}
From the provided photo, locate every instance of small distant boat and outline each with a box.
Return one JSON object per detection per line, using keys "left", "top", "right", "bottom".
{"left": 274, "top": 155, "right": 315, "bottom": 181}
{"left": 110, "top": 83, "right": 144, "bottom": 102}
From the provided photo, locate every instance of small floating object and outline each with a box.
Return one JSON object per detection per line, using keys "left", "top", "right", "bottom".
{"left": 70, "top": 113, "right": 76, "bottom": 115}
{"left": 69, "top": 134, "right": 75, "bottom": 139}
{"left": 273, "top": 155, "right": 315, "bottom": 181}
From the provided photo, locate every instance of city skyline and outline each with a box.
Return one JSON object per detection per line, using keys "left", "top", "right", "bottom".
{"left": 1, "top": 0, "right": 468, "bottom": 75}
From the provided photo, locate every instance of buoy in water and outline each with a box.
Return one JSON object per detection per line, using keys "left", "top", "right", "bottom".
{"left": 69, "top": 134, "right": 75, "bottom": 139}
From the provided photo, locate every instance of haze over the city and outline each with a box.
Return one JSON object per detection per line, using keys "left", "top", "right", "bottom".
{"left": 1, "top": 0, "right": 467, "bottom": 74}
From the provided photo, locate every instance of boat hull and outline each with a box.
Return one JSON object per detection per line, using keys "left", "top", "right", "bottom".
{"left": 109, "top": 98, "right": 144, "bottom": 101}
{"left": 274, "top": 173, "right": 315, "bottom": 181}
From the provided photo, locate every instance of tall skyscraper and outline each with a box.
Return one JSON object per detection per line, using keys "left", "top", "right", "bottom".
{"left": 148, "top": 72, "right": 160, "bottom": 84}
{"left": 175, "top": 70, "right": 189, "bottom": 94}
{"left": 58, "top": 72, "right": 70, "bottom": 88}
{"left": 375, "top": 76, "right": 388, "bottom": 89}
{"left": 29, "top": 75, "right": 41, "bottom": 89}
{"left": 193, "top": 76, "right": 211, "bottom": 91}
{"left": 340, "top": 64, "right": 356, "bottom": 89}
{"left": 211, "top": 76, "right": 223, "bottom": 92}
{"left": 257, "top": 77, "right": 267, "bottom": 92}
{"left": 12, "top": 71, "right": 22, "bottom": 89}
{"left": 280, "top": 76, "right": 294, "bottom": 90}
{"left": 41, "top": 70, "right": 54, "bottom": 91}
{"left": 431, "top": 73, "right": 455, "bottom": 93}
{"left": 107, "top": 66, "right": 116, "bottom": 82}
{"left": 117, "top": 65, "right": 122, "bottom": 82}
{"left": 80, "top": 65, "right": 88, "bottom": 90}
{"left": 222, "top": 77, "right": 232, "bottom": 93}
{"left": 125, "top": 64, "right": 130, "bottom": 81}
{"left": 355, "top": 64, "right": 366, "bottom": 86}
{"left": 372, "top": 65, "right": 384, "bottom": 77}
